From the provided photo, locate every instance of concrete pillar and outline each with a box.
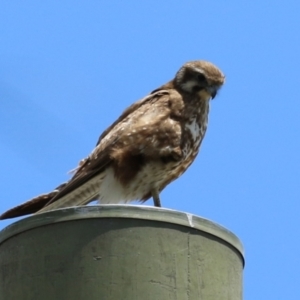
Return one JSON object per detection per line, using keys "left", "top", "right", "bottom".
{"left": 0, "top": 205, "right": 244, "bottom": 300}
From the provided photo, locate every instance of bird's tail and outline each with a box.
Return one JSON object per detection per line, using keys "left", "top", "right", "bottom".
{"left": 0, "top": 182, "right": 67, "bottom": 220}
{"left": 0, "top": 174, "right": 104, "bottom": 220}
{"left": 36, "top": 174, "right": 103, "bottom": 214}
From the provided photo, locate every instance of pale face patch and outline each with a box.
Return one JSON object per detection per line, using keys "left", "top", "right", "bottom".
{"left": 181, "top": 79, "right": 198, "bottom": 93}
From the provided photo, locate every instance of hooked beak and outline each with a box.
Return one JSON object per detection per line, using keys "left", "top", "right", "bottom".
{"left": 207, "top": 86, "right": 218, "bottom": 99}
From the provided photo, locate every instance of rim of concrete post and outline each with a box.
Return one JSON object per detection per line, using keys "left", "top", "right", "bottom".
{"left": 0, "top": 205, "right": 244, "bottom": 264}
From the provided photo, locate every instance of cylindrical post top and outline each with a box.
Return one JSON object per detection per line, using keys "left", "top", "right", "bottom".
{"left": 0, "top": 205, "right": 244, "bottom": 260}
{"left": 0, "top": 205, "right": 244, "bottom": 300}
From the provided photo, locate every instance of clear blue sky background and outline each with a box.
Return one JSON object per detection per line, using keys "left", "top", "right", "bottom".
{"left": 1, "top": 1, "right": 299, "bottom": 299}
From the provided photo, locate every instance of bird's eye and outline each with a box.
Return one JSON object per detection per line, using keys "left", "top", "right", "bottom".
{"left": 196, "top": 73, "right": 206, "bottom": 82}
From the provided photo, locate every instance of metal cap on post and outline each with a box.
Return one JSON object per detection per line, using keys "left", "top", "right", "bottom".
{"left": 0, "top": 205, "right": 244, "bottom": 300}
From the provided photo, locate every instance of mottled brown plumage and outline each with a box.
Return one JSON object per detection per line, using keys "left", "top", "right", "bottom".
{"left": 0, "top": 60, "right": 225, "bottom": 220}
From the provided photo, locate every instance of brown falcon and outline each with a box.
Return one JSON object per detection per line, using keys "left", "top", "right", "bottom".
{"left": 0, "top": 60, "right": 225, "bottom": 220}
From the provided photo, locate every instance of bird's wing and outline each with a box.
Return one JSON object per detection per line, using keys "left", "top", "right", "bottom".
{"left": 42, "top": 89, "right": 184, "bottom": 207}
{"left": 0, "top": 89, "right": 185, "bottom": 219}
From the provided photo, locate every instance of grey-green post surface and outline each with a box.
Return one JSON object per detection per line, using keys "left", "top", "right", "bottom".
{"left": 0, "top": 205, "right": 244, "bottom": 300}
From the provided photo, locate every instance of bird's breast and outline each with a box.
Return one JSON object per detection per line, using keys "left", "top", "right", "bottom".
{"left": 182, "top": 117, "right": 207, "bottom": 159}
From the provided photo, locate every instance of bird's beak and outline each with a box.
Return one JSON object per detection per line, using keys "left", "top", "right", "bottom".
{"left": 211, "top": 90, "right": 217, "bottom": 99}
{"left": 207, "top": 86, "right": 218, "bottom": 99}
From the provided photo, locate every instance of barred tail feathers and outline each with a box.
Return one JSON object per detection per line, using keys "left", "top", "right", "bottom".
{"left": 35, "top": 173, "right": 104, "bottom": 214}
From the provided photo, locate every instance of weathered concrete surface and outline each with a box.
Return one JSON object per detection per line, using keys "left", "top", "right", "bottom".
{"left": 0, "top": 205, "right": 244, "bottom": 300}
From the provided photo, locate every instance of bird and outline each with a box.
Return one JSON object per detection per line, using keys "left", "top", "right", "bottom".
{"left": 0, "top": 60, "right": 225, "bottom": 220}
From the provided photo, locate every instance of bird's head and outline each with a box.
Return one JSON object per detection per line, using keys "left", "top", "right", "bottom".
{"left": 175, "top": 60, "right": 225, "bottom": 99}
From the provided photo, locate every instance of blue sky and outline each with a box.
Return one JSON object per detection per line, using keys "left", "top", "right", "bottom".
{"left": 1, "top": 1, "right": 300, "bottom": 299}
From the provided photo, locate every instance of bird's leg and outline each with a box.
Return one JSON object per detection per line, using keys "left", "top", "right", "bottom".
{"left": 151, "top": 189, "right": 161, "bottom": 207}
